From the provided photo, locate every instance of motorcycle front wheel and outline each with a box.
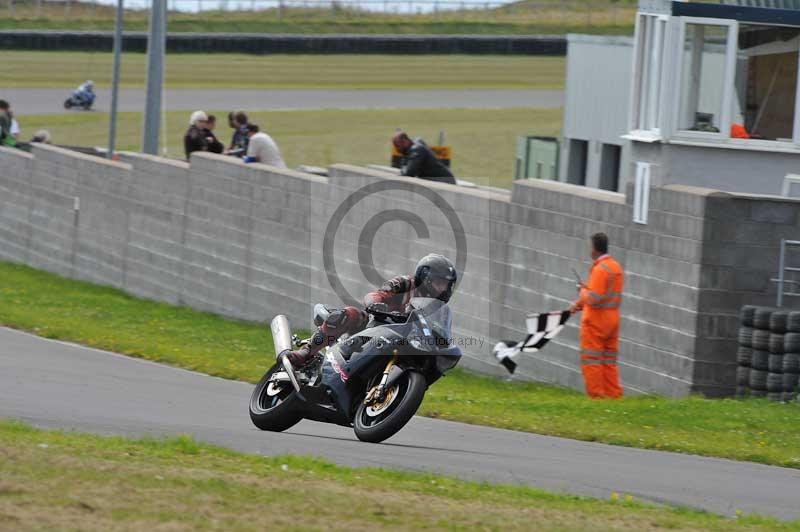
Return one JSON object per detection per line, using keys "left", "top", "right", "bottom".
{"left": 249, "top": 367, "right": 303, "bottom": 432}
{"left": 63, "top": 99, "right": 72, "bottom": 109}
{"left": 353, "top": 370, "right": 426, "bottom": 443}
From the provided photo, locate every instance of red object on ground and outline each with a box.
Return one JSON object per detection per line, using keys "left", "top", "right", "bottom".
{"left": 731, "top": 123, "right": 750, "bottom": 139}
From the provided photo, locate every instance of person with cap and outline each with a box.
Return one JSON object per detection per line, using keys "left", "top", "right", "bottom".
{"left": 243, "top": 123, "right": 286, "bottom": 168}
{"left": 183, "top": 110, "right": 223, "bottom": 160}
{"left": 392, "top": 132, "right": 455, "bottom": 185}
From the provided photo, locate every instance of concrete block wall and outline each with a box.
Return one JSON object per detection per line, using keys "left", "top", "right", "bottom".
{"left": 0, "top": 147, "right": 33, "bottom": 264}
{"left": 694, "top": 190, "right": 800, "bottom": 395}
{"left": 2, "top": 144, "right": 798, "bottom": 396}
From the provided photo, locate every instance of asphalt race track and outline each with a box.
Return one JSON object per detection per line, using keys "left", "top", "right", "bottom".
{"left": 3, "top": 88, "right": 564, "bottom": 116}
{"left": 2, "top": 326, "right": 799, "bottom": 520}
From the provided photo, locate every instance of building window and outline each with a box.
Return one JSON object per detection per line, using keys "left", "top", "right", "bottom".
{"left": 677, "top": 20, "right": 737, "bottom": 135}
{"left": 733, "top": 25, "right": 800, "bottom": 142}
{"left": 632, "top": 14, "right": 668, "bottom": 134}
{"left": 633, "top": 162, "right": 651, "bottom": 225}
{"left": 566, "top": 139, "right": 588, "bottom": 186}
{"left": 600, "top": 144, "right": 622, "bottom": 192}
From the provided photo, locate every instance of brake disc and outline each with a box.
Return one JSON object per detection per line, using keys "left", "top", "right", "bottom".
{"left": 365, "top": 385, "right": 399, "bottom": 417}
{"left": 266, "top": 381, "right": 284, "bottom": 397}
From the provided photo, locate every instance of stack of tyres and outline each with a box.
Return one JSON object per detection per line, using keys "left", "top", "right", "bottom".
{"left": 738, "top": 306, "right": 800, "bottom": 401}
{"left": 737, "top": 305, "right": 755, "bottom": 398}
{"left": 767, "top": 310, "right": 787, "bottom": 402}
{"left": 783, "top": 311, "right": 800, "bottom": 402}
{"left": 749, "top": 307, "right": 771, "bottom": 398}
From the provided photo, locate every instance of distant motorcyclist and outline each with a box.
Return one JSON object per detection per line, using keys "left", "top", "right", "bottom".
{"left": 285, "top": 254, "right": 458, "bottom": 367}
{"left": 392, "top": 132, "right": 456, "bottom": 185}
{"left": 75, "top": 80, "right": 95, "bottom": 105}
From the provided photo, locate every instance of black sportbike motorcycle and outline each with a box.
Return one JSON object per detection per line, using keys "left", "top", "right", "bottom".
{"left": 249, "top": 297, "right": 461, "bottom": 443}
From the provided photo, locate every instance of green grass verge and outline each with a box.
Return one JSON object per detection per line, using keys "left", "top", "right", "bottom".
{"left": 1, "top": 261, "right": 800, "bottom": 469}
{"left": 0, "top": 51, "right": 565, "bottom": 89}
{"left": 19, "top": 107, "right": 562, "bottom": 189}
{"left": 1, "top": 419, "right": 795, "bottom": 530}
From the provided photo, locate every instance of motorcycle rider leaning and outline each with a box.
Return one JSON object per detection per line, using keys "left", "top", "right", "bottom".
{"left": 285, "top": 254, "right": 458, "bottom": 367}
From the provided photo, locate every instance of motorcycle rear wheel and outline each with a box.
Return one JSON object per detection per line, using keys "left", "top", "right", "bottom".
{"left": 64, "top": 99, "right": 73, "bottom": 109}
{"left": 249, "top": 367, "right": 303, "bottom": 432}
{"left": 353, "top": 370, "right": 426, "bottom": 443}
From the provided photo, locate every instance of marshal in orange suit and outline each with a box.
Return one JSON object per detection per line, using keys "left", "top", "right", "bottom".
{"left": 570, "top": 233, "right": 624, "bottom": 399}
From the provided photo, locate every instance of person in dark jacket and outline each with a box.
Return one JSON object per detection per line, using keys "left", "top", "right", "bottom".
{"left": 226, "top": 111, "right": 249, "bottom": 157}
{"left": 392, "top": 132, "right": 455, "bottom": 184}
{"left": 205, "top": 114, "right": 225, "bottom": 153}
{"left": 184, "top": 110, "right": 223, "bottom": 160}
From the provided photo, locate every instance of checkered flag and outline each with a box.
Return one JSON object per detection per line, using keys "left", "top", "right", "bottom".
{"left": 493, "top": 310, "right": 571, "bottom": 374}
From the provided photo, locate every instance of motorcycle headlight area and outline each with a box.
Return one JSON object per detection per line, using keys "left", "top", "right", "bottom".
{"left": 436, "top": 354, "right": 460, "bottom": 373}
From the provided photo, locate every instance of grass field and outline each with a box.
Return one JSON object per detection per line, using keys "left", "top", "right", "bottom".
{"left": 1, "top": 261, "right": 799, "bottom": 469}
{"left": 19, "top": 107, "right": 562, "bottom": 188}
{"left": 2, "top": 420, "right": 793, "bottom": 530}
{"left": 0, "top": 51, "right": 566, "bottom": 89}
{"left": 0, "top": 0, "right": 637, "bottom": 35}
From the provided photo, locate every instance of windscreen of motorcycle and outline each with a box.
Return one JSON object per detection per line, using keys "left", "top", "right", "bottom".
{"left": 407, "top": 297, "right": 453, "bottom": 352}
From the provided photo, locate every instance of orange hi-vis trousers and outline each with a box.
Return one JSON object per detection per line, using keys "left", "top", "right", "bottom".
{"left": 576, "top": 255, "right": 624, "bottom": 399}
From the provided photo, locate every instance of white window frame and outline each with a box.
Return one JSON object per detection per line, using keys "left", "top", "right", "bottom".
{"left": 795, "top": 47, "right": 800, "bottom": 145}
{"left": 727, "top": 26, "right": 800, "bottom": 150}
{"left": 629, "top": 14, "right": 670, "bottom": 138}
{"left": 670, "top": 17, "right": 739, "bottom": 142}
{"left": 633, "top": 162, "right": 651, "bottom": 225}
{"left": 782, "top": 174, "right": 800, "bottom": 197}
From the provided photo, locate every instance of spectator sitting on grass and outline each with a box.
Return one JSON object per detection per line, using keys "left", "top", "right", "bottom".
{"left": 226, "top": 111, "right": 250, "bottom": 157}
{"left": 243, "top": 124, "right": 286, "bottom": 168}
{"left": 184, "top": 110, "right": 223, "bottom": 160}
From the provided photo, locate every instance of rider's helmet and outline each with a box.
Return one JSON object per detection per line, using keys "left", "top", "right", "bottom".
{"left": 413, "top": 254, "right": 458, "bottom": 303}
{"left": 85, "top": 80, "right": 94, "bottom": 91}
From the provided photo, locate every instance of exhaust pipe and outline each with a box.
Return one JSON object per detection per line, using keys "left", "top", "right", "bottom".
{"left": 271, "top": 315, "right": 304, "bottom": 398}
{"left": 271, "top": 315, "right": 293, "bottom": 359}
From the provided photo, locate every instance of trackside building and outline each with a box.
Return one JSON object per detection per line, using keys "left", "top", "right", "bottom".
{"left": 561, "top": 0, "right": 800, "bottom": 198}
